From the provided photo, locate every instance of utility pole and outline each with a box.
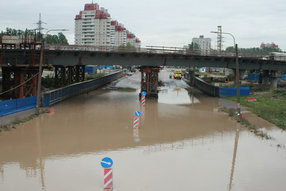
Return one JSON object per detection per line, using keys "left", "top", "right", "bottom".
{"left": 211, "top": 30, "right": 241, "bottom": 122}
{"left": 36, "top": 29, "right": 68, "bottom": 114}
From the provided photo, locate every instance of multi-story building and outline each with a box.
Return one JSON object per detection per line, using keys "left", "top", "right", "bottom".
{"left": 110, "top": 20, "right": 127, "bottom": 47}
{"left": 192, "top": 35, "right": 211, "bottom": 54}
{"left": 75, "top": 3, "right": 140, "bottom": 48}
{"left": 260, "top": 42, "right": 279, "bottom": 49}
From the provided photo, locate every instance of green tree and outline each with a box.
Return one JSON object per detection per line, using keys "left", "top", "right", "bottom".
{"left": 188, "top": 42, "right": 200, "bottom": 51}
{"left": 226, "top": 46, "right": 283, "bottom": 55}
{"left": 45, "top": 33, "right": 69, "bottom": 45}
{"left": 119, "top": 42, "right": 135, "bottom": 51}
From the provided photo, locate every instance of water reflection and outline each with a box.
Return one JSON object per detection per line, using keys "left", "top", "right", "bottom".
{"left": 158, "top": 87, "right": 200, "bottom": 104}
{"left": 228, "top": 124, "right": 240, "bottom": 191}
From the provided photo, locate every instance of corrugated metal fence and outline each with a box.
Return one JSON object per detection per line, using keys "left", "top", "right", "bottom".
{"left": 0, "top": 71, "right": 122, "bottom": 117}
{"left": 186, "top": 73, "right": 219, "bottom": 96}
{"left": 185, "top": 73, "right": 249, "bottom": 97}
{"left": 0, "top": 96, "right": 36, "bottom": 117}
{"left": 42, "top": 71, "right": 123, "bottom": 107}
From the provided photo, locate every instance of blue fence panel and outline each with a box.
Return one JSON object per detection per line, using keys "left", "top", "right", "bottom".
{"left": 0, "top": 96, "right": 36, "bottom": 117}
{"left": 219, "top": 87, "right": 250, "bottom": 97}
{"left": 282, "top": 74, "right": 286, "bottom": 80}
{"left": 248, "top": 74, "right": 258, "bottom": 82}
{"left": 42, "top": 71, "right": 123, "bottom": 107}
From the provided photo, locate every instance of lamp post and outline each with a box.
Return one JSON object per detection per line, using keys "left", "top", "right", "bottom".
{"left": 36, "top": 29, "right": 68, "bottom": 114}
{"left": 211, "top": 31, "right": 241, "bottom": 122}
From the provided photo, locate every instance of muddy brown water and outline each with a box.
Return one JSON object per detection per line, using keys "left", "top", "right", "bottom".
{"left": 1, "top": 70, "right": 286, "bottom": 191}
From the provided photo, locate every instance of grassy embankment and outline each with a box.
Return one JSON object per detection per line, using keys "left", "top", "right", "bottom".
{"left": 224, "top": 87, "right": 286, "bottom": 130}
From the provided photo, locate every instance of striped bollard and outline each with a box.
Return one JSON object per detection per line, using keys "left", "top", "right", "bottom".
{"left": 101, "top": 157, "right": 113, "bottom": 190}
{"left": 104, "top": 168, "right": 113, "bottom": 190}
{"left": 141, "top": 91, "right": 146, "bottom": 107}
{"left": 133, "top": 111, "right": 141, "bottom": 129}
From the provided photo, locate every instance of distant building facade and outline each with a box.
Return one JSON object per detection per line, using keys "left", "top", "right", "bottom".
{"left": 192, "top": 35, "right": 211, "bottom": 54}
{"left": 75, "top": 3, "right": 140, "bottom": 47}
{"left": 260, "top": 42, "right": 278, "bottom": 49}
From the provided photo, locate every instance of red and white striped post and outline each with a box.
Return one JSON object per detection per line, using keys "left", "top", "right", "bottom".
{"left": 133, "top": 117, "right": 140, "bottom": 129}
{"left": 141, "top": 91, "right": 146, "bottom": 107}
{"left": 141, "top": 95, "right": 145, "bottom": 107}
{"left": 133, "top": 111, "right": 141, "bottom": 129}
{"left": 104, "top": 168, "right": 113, "bottom": 190}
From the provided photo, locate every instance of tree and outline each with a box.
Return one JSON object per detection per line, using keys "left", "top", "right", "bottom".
{"left": 0, "top": 28, "right": 69, "bottom": 45}
{"left": 45, "top": 33, "right": 69, "bottom": 45}
{"left": 225, "top": 46, "right": 283, "bottom": 55}
{"left": 188, "top": 42, "right": 200, "bottom": 51}
{"left": 118, "top": 42, "right": 135, "bottom": 51}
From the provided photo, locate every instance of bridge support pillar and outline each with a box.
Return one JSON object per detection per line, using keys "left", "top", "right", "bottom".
{"left": 262, "top": 70, "right": 269, "bottom": 85}
{"left": 270, "top": 70, "right": 278, "bottom": 89}
{"left": 54, "top": 65, "right": 85, "bottom": 88}
{"left": 1, "top": 66, "right": 38, "bottom": 99}
{"left": 140, "top": 66, "right": 161, "bottom": 98}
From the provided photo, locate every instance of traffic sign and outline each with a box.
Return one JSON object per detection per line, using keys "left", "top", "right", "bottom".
{"left": 134, "top": 111, "right": 141, "bottom": 117}
{"left": 142, "top": 91, "right": 146, "bottom": 97}
{"left": 101, "top": 157, "right": 113, "bottom": 169}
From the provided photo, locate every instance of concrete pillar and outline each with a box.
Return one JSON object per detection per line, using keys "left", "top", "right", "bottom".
{"left": 262, "top": 70, "right": 269, "bottom": 85}
{"left": 270, "top": 70, "right": 278, "bottom": 89}
{"left": 140, "top": 66, "right": 160, "bottom": 98}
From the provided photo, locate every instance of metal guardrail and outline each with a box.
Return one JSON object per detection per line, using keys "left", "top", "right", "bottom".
{"left": 42, "top": 71, "right": 123, "bottom": 107}
{"left": 45, "top": 44, "right": 275, "bottom": 59}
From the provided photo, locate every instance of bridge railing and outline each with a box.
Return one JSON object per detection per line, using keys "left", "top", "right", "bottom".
{"left": 42, "top": 71, "right": 123, "bottom": 107}
{"left": 44, "top": 44, "right": 267, "bottom": 59}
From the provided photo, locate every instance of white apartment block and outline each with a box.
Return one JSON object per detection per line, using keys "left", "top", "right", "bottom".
{"left": 192, "top": 35, "right": 211, "bottom": 54}
{"left": 75, "top": 3, "right": 140, "bottom": 48}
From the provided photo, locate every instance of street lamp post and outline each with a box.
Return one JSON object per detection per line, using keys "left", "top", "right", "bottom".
{"left": 211, "top": 31, "right": 241, "bottom": 122}
{"left": 36, "top": 29, "right": 68, "bottom": 114}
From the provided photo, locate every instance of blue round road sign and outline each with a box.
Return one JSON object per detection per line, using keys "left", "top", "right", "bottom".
{"left": 142, "top": 91, "right": 146, "bottom": 97}
{"left": 134, "top": 111, "right": 141, "bottom": 117}
{"left": 101, "top": 157, "right": 113, "bottom": 168}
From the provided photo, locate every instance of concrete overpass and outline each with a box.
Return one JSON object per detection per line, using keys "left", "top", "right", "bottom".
{"left": 1, "top": 47, "right": 286, "bottom": 70}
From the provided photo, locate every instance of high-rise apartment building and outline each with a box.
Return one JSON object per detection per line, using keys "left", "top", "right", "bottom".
{"left": 75, "top": 3, "right": 141, "bottom": 48}
{"left": 192, "top": 35, "right": 211, "bottom": 54}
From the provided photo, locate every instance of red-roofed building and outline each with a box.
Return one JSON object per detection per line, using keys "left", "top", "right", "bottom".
{"left": 75, "top": 3, "right": 140, "bottom": 48}
{"left": 260, "top": 42, "right": 279, "bottom": 49}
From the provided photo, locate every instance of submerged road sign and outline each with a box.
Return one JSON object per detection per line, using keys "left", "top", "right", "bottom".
{"left": 135, "top": 111, "right": 141, "bottom": 117}
{"left": 101, "top": 157, "right": 113, "bottom": 169}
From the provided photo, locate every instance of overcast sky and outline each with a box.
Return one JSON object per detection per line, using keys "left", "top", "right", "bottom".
{"left": 1, "top": 0, "right": 285, "bottom": 50}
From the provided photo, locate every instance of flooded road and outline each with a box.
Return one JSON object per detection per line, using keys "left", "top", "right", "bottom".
{"left": 1, "top": 69, "right": 286, "bottom": 191}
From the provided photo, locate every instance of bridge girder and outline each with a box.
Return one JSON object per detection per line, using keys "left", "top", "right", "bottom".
{"left": 1, "top": 49, "right": 286, "bottom": 71}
